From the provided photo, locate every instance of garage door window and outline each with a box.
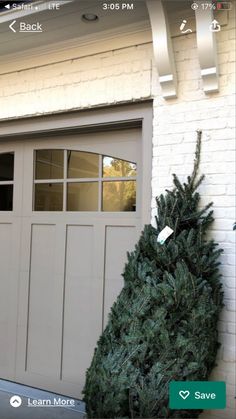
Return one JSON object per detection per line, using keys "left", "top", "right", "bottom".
{"left": 0, "top": 152, "right": 14, "bottom": 211}
{"left": 35, "top": 150, "right": 64, "bottom": 180}
{"left": 34, "top": 150, "right": 136, "bottom": 212}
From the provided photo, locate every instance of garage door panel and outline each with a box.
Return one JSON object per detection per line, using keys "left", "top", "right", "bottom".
{"left": 0, "top": 219, "right": 22, "bottom": 380}
{"left": 0, "top": 223, "right": 12, "bottom": 286}
{"left": 65, "top": 225, "right": 94, "bottom": 277}
{"left": 103, "top": 226, "right": 137, "bottom": 324}
{"left": 62, "top": 225, "right": 103, "bottom": 386}
{"left": 0, "top": 223, "right": 14, "bottom": 375}
{"left": 26, "top": 224, "right": 61, "bottom": 377}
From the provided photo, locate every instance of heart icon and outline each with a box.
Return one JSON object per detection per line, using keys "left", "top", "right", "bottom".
{"left": 179, "top": 390, "right": 190, "bottom": 400}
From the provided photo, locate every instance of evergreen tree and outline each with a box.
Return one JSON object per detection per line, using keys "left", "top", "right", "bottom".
{"left": 83, "top": 131, "right": 224, "bottom": 418}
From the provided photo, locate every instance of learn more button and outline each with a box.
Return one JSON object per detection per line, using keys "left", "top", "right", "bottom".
{"left": 169, "top": 381, "right": 226, "bottom": 410}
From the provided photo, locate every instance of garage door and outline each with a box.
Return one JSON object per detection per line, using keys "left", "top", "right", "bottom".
{"left": 0, "top": 128, "right": 142, "bottom": 398}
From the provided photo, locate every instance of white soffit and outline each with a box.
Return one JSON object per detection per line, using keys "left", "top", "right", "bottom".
{"left": 0, "top": 0, "right": 149, "bottom": 56}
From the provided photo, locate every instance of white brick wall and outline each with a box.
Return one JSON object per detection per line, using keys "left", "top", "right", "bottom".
{"left": 0, "top": 8, "right": 235, "bottom": 419}
{"left": 0, "top": 46, "right": 152, "bottom": 118}
{"left": 151, "top": 14, "right": 235, "bottom": 419}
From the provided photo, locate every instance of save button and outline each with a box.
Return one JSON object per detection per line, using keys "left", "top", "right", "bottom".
{"left": 169, "top": 381, "right": 226, "bottom": 409}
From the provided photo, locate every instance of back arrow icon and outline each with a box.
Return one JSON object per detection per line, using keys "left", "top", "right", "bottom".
{"left": 9, "top": 20, "right": 16, "bottom": 33}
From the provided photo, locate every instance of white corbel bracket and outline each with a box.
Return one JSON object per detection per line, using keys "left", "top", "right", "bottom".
{"left": 147, "top": 0, "right": 177, "bottom": 99}
{"left": 195, "top": 5, "right": 219, "bottom": 93}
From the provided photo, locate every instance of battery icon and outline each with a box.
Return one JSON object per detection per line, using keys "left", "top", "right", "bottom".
{"left": 216, "top": 2, "right": 232, "bottom": 10}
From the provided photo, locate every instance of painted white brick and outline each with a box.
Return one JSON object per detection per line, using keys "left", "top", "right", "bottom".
{"left": 219, "top": 333, "right": 236, "bottom": 347}
{"left": 220, "top": 309, "right": 236, "bottom": 323}
{"left": 220, "top": 253, "right": 236, "bottom": 265}
{"left": 225, "top": 299, "right": 236, "bottom": 312}
{"left": 227, "top": 323, "right": 236, "bottom": 334}
{"left": 226, "top": 384, "right": 236, "bottom": 398}
{"left": 218, "top": 321, "right": 227, "bottom": 332}
{"left": 223, "top": 346, "right": 236, "bottom": 362}
{"left": 229, "top": 48, "right": 235, "bottom": 62}
{"left": 224, "top": 276, "right": 236, "bottom": 292}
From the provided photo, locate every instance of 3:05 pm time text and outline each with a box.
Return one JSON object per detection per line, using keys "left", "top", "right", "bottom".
{"left": 102, "top": 3, "right": 134, "bottom": 10}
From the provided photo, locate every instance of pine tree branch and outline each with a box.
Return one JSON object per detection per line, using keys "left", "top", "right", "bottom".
{"left": 189, "top": 130, "right": 202, "bottom": 190}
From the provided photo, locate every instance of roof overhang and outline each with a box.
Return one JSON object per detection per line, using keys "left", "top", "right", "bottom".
{"left": 0, "top": 1, "right": 228, "bottom": 99}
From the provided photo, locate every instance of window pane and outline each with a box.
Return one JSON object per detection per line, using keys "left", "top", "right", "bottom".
{"left": 35, "top": 150, "right": 64, "bottom": 180}
{"left": 103, "top": 157, "right": 136, "bottom": 178}
{"left": 67, "top": 182, "right": 98, "bottom": 211}
{"left": 0, "top": 185, "right": 13, "bottom": 211}
{"left": 67, "top": 151, "right": 99, "bottom": 178}
{"left": 34, "top": 183, "right": 63, "bottom": 211}
{"left": 0, "top": 153, "right": 14, "bottom": 181}
{"left": 102, "top": 181, "right": 136, "bottom": 212}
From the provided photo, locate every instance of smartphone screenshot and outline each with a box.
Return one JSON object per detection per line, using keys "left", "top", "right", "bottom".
{"left": 0, "top": 1, "right": 235, "bottom": 418}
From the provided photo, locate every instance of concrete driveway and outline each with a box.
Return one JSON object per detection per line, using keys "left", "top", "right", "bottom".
{"left": 0, "top": 380, "right": 86, "bottom": 419}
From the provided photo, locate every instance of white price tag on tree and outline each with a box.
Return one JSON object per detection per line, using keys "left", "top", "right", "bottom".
{"left": 157, "top": 226, "right": 174, "bottom": 244}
